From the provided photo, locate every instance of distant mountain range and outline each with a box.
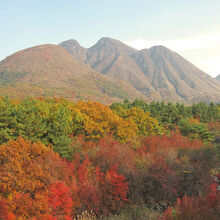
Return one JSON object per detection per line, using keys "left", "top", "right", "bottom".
{"left": 0, "top": 37, "right": 220, "bottom": 103}
{"left": 216, "top": 74, "right": 220, "bottom": 81}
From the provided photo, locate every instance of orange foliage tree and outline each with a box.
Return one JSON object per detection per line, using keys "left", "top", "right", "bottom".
{"left": 0, "top": 137, "right": 77, "bottom": 218}
{"left": 0, "top": 138, "right": 53, "bottom": 218}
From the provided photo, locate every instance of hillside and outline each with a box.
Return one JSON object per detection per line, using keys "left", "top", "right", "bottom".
{"left": 0, "top": 44, "right": 145, "bottom": 102}
{"left": 60, "top": 38, "right": 220, "bottom": 103}
{"left": 131, "top": 46, "right": 220, "bottom": 102}
{"left": 60, "top": 38, "right": 160, "bottom": 99}
{"left": 1, "top": 39, "right": 220, "bottom": 103}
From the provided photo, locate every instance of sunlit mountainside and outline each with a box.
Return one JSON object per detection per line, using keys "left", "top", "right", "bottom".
{"left": 0, "top": 38, "right": 220, "bottom": 103}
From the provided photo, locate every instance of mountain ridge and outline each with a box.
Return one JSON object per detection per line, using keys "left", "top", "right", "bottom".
{"left": 0, "top": 38, "right": 219, "bottom": 103}
{"left": 59, "top": 38, "right": 159, "bottom": 98}
{"left": 59, "top": 38, "right": 220, "bottom": 103}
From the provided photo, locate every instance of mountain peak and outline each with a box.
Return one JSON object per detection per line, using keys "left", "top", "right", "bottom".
{"left": 92, "top": 37, "right": 137, "bottom": 56}
{"left": 149, "top": 45, "right": 174, "bottom": 53}
{"left": 98, "top": 37, "right": 117, "bottom": 42}
{"left": 58, "top": 37, "right": 220, "bottom": 103}
{"left": 59, "top": 39, "right": 81, "bottom": 47}
{"left": 58, "top": 39, "right": 87, "bottom": 62}
{"left": 96, "top": 37, "right": 123, "bottom": 46}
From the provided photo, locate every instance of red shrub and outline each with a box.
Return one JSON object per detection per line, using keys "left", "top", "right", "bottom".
{"left": 97, "top": 136, "right": 136, "bottom": 175}
{"left": 48, "top": 181, "right": 73, "bottom": 218}
{"left": 161, "top": 184, "right": 220, "bottom": 220}
{"left": 76, "top": 156, "right": 101, "bottom": 214}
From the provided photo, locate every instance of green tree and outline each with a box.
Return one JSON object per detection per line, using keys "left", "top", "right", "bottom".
{"left": 14, "top": 99, "right": 47, "bottom": 142}
{"left": 0, "top": 97, "right": 17, "bottom": 144}
{"left": 47, "top": 106, "right": 72, "bottom": 158}
{"left": 178, "top": 118, "right": 214, "bottom": 143}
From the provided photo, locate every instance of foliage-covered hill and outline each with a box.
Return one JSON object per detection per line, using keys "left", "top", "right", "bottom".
{"left": 60, "top": 38, "right": 220, "bottom": 103}
{"left": 0, "top": 44, "right": 145, "bottom": 103}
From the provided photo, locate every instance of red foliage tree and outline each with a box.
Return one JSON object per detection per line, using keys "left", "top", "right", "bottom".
{"left": 48, "top": 181, "right": 73, "bottom": 218}
{"left": 162, "top": 183, "right": 220, "bottom": 220}
{"left": 76, "top": 156, "right": 101, "bottom": 214}
{"left": 99, "top": 164, "right": 129, "bottom": 214}
{"left": 96, "top": 135, "right": 136, "bottom": 175}
{"left": 0, "top": 199, "right": 8, "bottom": 220}
{"left": 107, "top": 164, "right": 129, "bottom": 203}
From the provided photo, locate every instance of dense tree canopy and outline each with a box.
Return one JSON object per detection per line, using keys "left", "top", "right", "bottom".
{"left": 0, "top": 97, "right": 219, "bottom": 219}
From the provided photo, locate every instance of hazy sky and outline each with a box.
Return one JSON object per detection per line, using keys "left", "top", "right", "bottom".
{"left": 1, "top": 0, "right": 220, "bottom": 77}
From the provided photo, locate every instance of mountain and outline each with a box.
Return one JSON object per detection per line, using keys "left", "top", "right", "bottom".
{"left": 59, "top": 38, "right": 159, "bottom": 99}
{"left": 1, "top": 38, "right": 219, "bottom": 103}
{"left": 60, "top": 38, "right": 220, "bottom": 103}
{"left": 216, "top": 74, "right": 220, "bottom": 81}
{"left": 131, "top": 46, "right": 220, "bottom": 102}
{"left": 59, "top": 39, "right": 87, "bottom": 62}
{"left": 0, "top": 44, "right": 145, "bottom": 102}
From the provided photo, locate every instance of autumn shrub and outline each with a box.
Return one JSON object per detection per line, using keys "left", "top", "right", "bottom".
{"left": 75, "top": 156, "right": 102, "bottom": 214}
{"left": 128, "top": 132, "right": 212, "bottom": 207}
{"left": 72, "top": 155, "right": 129, "bottom": 215}
{"left": 96, "top": 136, "right": 136, "bottom": 175}
{"left": 161, "top": 183, "right": 220, "bottom": 220}
{"left": 176, "top": 145, "right": 219, "bottom": 198}
{"left": 0, "top": 138, "right": 77, "bottom": 218}
{"left": 48, "top": 181, "right": 73, "bottom": 218}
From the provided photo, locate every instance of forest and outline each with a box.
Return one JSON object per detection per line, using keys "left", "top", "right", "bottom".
{"left": 0, "top": 97, "right": 219, "bottom": 219}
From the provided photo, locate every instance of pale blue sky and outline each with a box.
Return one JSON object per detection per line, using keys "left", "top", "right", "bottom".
{"left": 1, "top": 0, "right": 220, "bottom": 76}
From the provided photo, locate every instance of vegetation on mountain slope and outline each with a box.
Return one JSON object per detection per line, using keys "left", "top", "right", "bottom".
{"left": 0, "top": 44, "right": 145, "bottom": 103}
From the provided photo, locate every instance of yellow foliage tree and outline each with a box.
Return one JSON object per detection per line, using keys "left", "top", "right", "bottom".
{"left": 70, "top": 101, "right": 122, "bottom": 140}
{"left": 122, "top": 107, "right": 161, "bottom": 136}
{"left": 115, "top": 118, "right": 138, "bottom": 143}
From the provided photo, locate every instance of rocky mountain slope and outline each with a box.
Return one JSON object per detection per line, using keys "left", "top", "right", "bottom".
{"left": 60, "top": 38, "right": 220, "bottom": 103}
